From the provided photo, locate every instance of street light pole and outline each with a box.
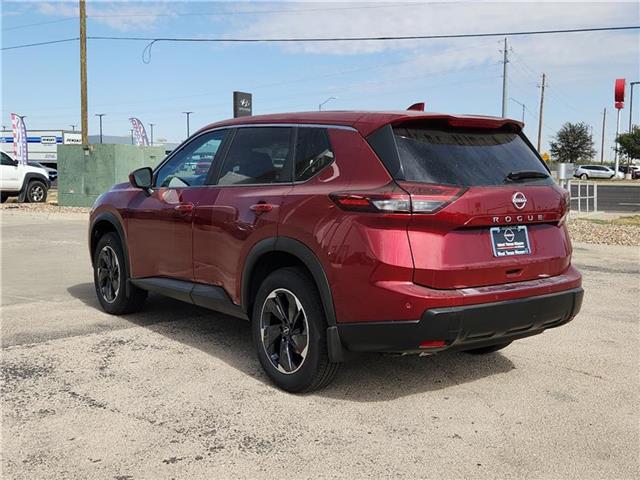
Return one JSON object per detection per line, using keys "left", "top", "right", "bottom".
{"left": 149, "top": 123, "right": 155, "bottom": 146}
{"left": 70, "top": 125, "right": 77, "bottom": 131}
{"left": 95, "top": 113, "right": 105, "bottom": 144}
{"left": 600, "top": 108, "right": 606, "bottom": 164}
{"left": 182, "top": 111, "right": 193, "bottom": 138}
{"left": 130, "top": 129, "right": 134, "bottom": 145}
{"left": 629, "top": 81, "right": 639, "bottom": 132}
{"left": 319, "top": 97, "right": 337, "bottom": 111}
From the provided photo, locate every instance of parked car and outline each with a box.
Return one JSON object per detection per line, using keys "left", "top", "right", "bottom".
{"left": 28, "top": 161, "right": 58, "bottom": 182}
{"left": 1, "top": 151, "right": 50, "bottom": 203}
{"left": 574, "top": 164, "right": 623, "bottom": 180}
{"left": 89, "top": 110, "right": 583, "bottom": 392}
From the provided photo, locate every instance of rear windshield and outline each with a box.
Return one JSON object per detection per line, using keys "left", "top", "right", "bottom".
{"left": 391, "top": 127, "right": 551, "bottom": 186}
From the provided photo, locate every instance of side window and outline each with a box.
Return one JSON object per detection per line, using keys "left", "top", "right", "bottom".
{"left": 1, "top": 152, "right": 14, "bottom": 166}
{"left": 294, "top": 127, "right": 334, "bottom": 182}
{"left": 155, "top": 130, "right": 227, "bottom": 188}
{"left": 217, "top": 127, "right": 291, "bottom": 185}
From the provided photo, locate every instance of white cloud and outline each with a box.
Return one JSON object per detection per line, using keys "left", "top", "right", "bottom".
{"left": 36, "top": 1, "right": 177, "bottom": 31}
{"left": 233, "top": 1, "right": 638, "bottom": 67}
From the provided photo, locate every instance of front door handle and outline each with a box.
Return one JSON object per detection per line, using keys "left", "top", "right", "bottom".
{"left": 250, "top": 202, "right": 274, "bottom": 214}
{"left": 174, "top": 202, "right": 194, "bottom": 214}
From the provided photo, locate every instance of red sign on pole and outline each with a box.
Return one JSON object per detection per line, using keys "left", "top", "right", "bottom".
{"left": 614, "top": 78, "right": 625, "bottom": 109}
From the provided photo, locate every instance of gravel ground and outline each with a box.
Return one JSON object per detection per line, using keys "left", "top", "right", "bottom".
{"left": 567, "top": 218, "right": 640, "bottom": 246}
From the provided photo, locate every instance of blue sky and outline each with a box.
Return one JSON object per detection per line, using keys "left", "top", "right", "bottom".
{"left": 2, "top": 1, "right": 639, "bottom": 158}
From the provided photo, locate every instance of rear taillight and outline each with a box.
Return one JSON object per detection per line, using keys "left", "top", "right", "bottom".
{"left": 558, "top": 189, "right": 570, "bottom": 226}
{"left": 330, "top": 182, "right": 464, "bottom": 214}
{"left": 398, "top": 182, "right": 466, "bottom": 213}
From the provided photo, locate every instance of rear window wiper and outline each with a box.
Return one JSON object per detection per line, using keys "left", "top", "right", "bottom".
{"left": 505, "top": 170, "right": 549, "bottom": 182}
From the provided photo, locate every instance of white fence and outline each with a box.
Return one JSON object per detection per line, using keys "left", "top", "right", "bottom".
{"left": 567, "top": 180, "right": 598, "bottom": 213}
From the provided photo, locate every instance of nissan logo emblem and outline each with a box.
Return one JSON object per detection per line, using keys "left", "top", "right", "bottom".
{"left": 503, "top": 228, "right": 515, "bottom": 242}
{"left": 512, "top": 192, "right": 527, "bottom": 210}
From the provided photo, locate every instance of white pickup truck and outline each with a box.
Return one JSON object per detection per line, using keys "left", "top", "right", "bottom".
{"left": 1, "top": 151, "right": 51, "bottom": 203}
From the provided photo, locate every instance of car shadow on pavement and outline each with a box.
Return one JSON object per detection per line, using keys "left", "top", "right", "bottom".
{"left": 68, "top": 282, "right": 516, "bottom": 402}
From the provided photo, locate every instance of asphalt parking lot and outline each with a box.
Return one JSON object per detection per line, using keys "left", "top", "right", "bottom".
{"left": 1, "top": 209, "right": 639, "bottom": 479}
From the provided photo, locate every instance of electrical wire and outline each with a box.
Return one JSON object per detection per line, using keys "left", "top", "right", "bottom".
{"left": 2, "top": 25, "right": 638, "bottom": 52}
{"left": 1, "top": 38, "right": 79, "bottom": 51}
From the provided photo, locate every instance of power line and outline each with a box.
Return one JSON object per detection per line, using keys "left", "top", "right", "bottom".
{"left": 2, "top": 25, "right": 638, "bottom": 51}
{"left": 1, "top": 38, "right": 79, "bottom": 51}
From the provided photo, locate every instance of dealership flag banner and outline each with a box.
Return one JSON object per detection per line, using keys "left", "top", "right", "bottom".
{"left": 129, "top": 117, "right": 149, "bottom": 146}
{"left": 11, "top": 113, "right": 28, "bottom": 165}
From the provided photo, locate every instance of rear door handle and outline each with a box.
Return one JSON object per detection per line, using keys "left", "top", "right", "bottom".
{"left": 250, "top": 202, "right": 274, "bottom": 214}
{"left": 174, "top": 202, "right": 194, "bottom": 214}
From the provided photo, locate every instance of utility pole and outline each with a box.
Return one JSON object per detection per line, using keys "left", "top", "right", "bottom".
{"left": 600, "top": 107, "right": 606, "bottom": 164}
{"left": 149, "top": 123, "right": 155, "bottom": 146}
{"left": 537, "top": 73, "right": 547, "bottom": 152}
{"left": 182, "top": 111, "right": 193, "bottom": 138}
{"left": 95, "top": 114, "right": 105, "bottom": 144}
{"left": 630, "top": 81, "right": 639, "bottom": 132}
{"left": 70, "top": 125, "right": 77, "bottom": 131}
{"left": 501, "top": 38, "right": 509, "bottom": 118}
{"left": 130, "top": 129, "right": 134, "bottom": 145}
{"left": 80, "top": 0, "right": 88, "bottom": 146}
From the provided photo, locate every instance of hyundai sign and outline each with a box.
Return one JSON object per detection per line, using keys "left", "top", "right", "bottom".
{"left": 233, "top": 91, "right": 252, "bottom": 118}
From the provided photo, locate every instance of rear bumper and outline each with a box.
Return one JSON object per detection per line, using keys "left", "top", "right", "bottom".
{"left": 337, "top": 287, "right": 583, "bottom": 353}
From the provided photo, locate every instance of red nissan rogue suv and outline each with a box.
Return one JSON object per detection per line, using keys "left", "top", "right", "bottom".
{"left": 89, "top": 110, "right": 583, "bottom": 392}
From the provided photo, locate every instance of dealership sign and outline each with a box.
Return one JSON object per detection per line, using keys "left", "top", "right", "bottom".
{"left": 615, "top": 78, "right": 625, "bottom": 109}
{"left": 129, "top": 117, "right": 150, "bottom": 146}
{"left": 63, "top": 132, "right": 82, "bottom": 144}
{"left": 10, "top": 113, "right": 28, "bottom": 165}
{"left": 233, "top": 91, "right": 252, "bottom": 118}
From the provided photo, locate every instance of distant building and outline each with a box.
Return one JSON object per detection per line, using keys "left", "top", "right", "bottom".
{"left": 0, "top": 130, "right": 178, "bottom": 166}
{"left": 0, "top": 129, "right": 81, "bottom": 167}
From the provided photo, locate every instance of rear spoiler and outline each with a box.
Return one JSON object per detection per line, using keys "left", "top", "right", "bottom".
{"left": 392, "top": 114, "right": 524, "bottom": 131}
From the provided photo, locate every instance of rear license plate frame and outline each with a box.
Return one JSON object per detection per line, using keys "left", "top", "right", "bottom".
{"left": 490, "top": 225, "right": 531, "bottom": 257}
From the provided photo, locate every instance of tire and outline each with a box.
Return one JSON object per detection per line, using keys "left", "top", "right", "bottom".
{"left": 251, "top": 267, "right": 339, "bottom": 393}
{"left": 580, "top": 173, "right": 588, "bottom": 180}
{"left": 26, "top": 180, "right": 47, "bottom": 203}
{"left": 463, "top": 342, "right": 512, "bottom": 355}
{"left": 1, "top": 193, "right": 8, "bottom": 203}
{"left": 93, "top": 232, "right": 147, "bottom": 315}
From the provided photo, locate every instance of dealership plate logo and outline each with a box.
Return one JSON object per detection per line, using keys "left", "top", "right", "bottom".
{"left": 512, "top": 192, "right": 527, "bottom": 210}
{"left": 503, "top": 228, "right": 515, "bottom": 242}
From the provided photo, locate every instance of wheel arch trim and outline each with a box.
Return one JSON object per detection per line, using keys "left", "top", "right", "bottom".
{"left": 89, "top": 211, "right": 133, "bottom": 295}
{"left": 241, "top": 237, "right": 337, "bottom": 327}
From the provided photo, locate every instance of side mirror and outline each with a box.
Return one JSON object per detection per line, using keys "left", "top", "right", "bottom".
{"left": 129, "top": 167, "right": 153, "bottom": 192}
{"left": 12, "top": 159, "right": 19, "bottom": 166}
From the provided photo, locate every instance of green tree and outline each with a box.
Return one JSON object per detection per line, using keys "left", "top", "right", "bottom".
{"left": 549, "top": 122, "right": 596, "bottom": 163}
{"left": 616, "top": 126, "right": 640, "bottom": 165}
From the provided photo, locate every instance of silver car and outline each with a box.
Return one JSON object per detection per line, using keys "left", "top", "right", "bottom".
{"left": 574, "top": 165, "right": 622, "bottom": 180}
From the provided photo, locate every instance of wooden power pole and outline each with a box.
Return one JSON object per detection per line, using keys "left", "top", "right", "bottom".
{"left": 536, "top": 73, "right": 546, "bottom": 152}
{"left": 80, "top": 0, "right": 88, "bottom": 146}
